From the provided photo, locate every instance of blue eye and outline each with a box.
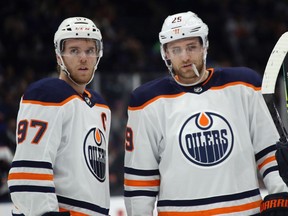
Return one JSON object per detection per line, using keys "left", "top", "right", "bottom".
{"left": 85, "top": 48, "right": 97, "bottom": 56}
{"left": 70, "top": 49, "right": 79, "bottom": 56}
{"left": 186, "top": 45, "right": 197, "bottom": 52}
{"left": 61, "top": 47, "right": 98, "bottom": 57}
{"left": 168, "top": 44, "right": 201, "bottom": 56}
{"left": 171, "top": 47, "right": 181, "bottom": 55}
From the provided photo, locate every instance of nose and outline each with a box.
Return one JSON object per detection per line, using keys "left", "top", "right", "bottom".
{"left": 79, "top": 56, "right": 88, "bottom": 64}
{"left": 179, "top": 49, "right": 191, "bottom": 60}
{"left": 79, "top": 52, "right": 89, "bottom": 62}
{"left": 79, "top": 51, "right": 88, "bottom": 58}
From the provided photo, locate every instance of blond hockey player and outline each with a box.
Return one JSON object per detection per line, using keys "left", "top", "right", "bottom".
{"left": 8, "top": 17, "right": 111, "bottom": 216}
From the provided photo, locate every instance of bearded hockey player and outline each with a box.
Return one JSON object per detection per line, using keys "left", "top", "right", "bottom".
{"left": 124, "top": 11, "right": 288, "bottom": 215}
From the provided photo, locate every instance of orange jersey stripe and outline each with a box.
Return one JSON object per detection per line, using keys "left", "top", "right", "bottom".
{"left": 158, "top": 200, "right": 261, "bottom": 216}
{"left": 258, "top": 155, "right": 276, "bottom": 170}
{"left": 8, "top": 172, "right": 53, "bottom": 181}
{"left": 128, "top": 92, "right": 185, "bottom": 111}
{"left": 128, "top": 81, "right": 260, "bottom": 111}
{"left": 210, "top": 81, "right": 261, "bottom": 91}
{"left": 202, "top": 68, "right": 214, "bottom": 85}
{"left": 84, "top": 90, "right": 91, "bottom": 98}
{"left": 22, "top": 95, "right": 79, "bottom": 106}
{"left": 60, "top": 208, "right": 89, "bottom": 216}
{"left": 22, "top": 95, "right": 109, "bottom": 109}
{"left": 124, "top": 179, "right": 160, "bottom": 187}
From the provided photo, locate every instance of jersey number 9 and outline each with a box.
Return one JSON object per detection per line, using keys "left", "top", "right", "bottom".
{"left": 125, "top": 127, "right": 134, "bottom": 151}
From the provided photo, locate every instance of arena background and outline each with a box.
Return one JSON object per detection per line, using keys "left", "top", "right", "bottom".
{"left": 1, "top": 0, "right": 288, "bottom": 215}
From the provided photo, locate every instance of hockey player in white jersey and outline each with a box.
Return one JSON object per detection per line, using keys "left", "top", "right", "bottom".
{"left": 124, "top": 11, "right": 288, "bottom": 215}
{"left": 8, "top": 17, "right": 111, "bottom": 215}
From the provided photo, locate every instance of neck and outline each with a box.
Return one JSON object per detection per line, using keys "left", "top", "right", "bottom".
{"left": 198, "top": 69, "right": 209, "bottom": 83}
{"left": 59, "top": 72, "right": 86, "bottom": 94}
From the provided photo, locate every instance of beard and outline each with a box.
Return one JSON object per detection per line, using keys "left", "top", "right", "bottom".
{"left": 195, "top": 61, "right": 205, "bottom": 77}
{"left": 172, "top": 58, "right": 207, "bottom": 86}
{"left": 65, "top": 64, "right": 95, "bottom": 85}
{"left": 71, "top": 73, "right": 93, "bottom": 85}
{"left": 176, "top": 60, "right": 205, "bottom": 79}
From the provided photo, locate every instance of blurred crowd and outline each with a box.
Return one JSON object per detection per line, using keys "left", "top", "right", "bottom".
{"left": 1, "top": 0, "right": 288, "bottom": 201}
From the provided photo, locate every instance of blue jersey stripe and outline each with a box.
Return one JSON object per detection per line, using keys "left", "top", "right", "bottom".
{"left": 124, "top": 190, "right": 158, "bottom": 197}
{"left": 124, "top": 167, "right": 160, "bottom": 176}
{"left": 262, "top": 165, "right": 278, "bottom": 178}
{"left": 9, "top": 185, "right": 55, "bottom": 193}
{"left": 11, "top": 160, "right": 53, "bottom": 169}
{"left": 157, "top": 188, "right": 260, "bottom": 207}
{"left": 255, "top": 145, "right": 276, "bottom": 161}
{"left": 57, "top": 195, "right": 109, "bottom": 215}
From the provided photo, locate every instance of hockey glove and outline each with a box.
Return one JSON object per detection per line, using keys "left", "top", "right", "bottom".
{"left": 260, "top": 192, "right": 288, "bottom": 215}
{"left": 275, "top": 141, "right": 288, "bottom": 186}
{"left": 42, "top": 212, "right": 70, "bottom": 216}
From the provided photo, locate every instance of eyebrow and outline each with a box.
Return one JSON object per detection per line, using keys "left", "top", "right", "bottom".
{"left": 66, "top": 46, "right": 96, "bottom": 50}
{"left": 169, "top": 42, "right": 198, "bottom": 49}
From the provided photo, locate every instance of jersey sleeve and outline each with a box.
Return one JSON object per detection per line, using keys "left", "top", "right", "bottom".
{"left": 7, "top": 97, "right": 65, "bottom": 215}
{"left": 124, "top": 93, "right": 162, "bottom": 215}
{"left": 252, "top": 89, "right": 288, "bottom": 194}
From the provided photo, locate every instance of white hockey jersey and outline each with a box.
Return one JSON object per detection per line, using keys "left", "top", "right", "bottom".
{"left": 124, "top": 67, "right": 288, "bottom": 216}
{"left": 8, "top": 78, "right": 111, "bottom": 216}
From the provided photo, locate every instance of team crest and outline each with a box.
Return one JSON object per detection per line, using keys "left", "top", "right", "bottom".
{"left": 83, "top": 127, "right": 107, "bottom": 182}
{"left": 179, "top": 112, "right": 234, "bottom": 166}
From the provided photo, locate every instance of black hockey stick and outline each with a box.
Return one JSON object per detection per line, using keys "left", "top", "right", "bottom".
{"left": 262, "top": 32, "right": 288, "bottom": 143}
{"left": 262, "top": 32, "right": 288, "bottom": 186}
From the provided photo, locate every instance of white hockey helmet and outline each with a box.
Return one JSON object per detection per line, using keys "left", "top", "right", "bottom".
{"left": 54, "top": 17, "right": 103, "bottom": 85}
{"left": 159, "top": 11, "right": 209, "bottom": 67}
{"left": 54, "top": 17, "right": 103, "bottom": 59}
{"left": 159, "top": 11, "right": 208, "bottom": 48}
{"left": 159, "top": 11, "right": 209, "bottom": 86}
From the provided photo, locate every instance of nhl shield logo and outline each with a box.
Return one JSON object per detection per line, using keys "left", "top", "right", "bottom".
{"left": 83, "top": 127, "right": 107, "bottom": 182}
{"left": 179, "top": 112, "right": 234, "bottom": 166}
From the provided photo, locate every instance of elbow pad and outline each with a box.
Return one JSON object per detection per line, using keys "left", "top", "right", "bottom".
{"left": 275, "top": 141, "right": 288, "bottom": 186}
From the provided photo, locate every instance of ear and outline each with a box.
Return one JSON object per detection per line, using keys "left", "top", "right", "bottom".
{"left": 160, "top": 44, "right": 170, "bottom": 61}
{"left": 203, "top": 47, "right": 208, "bottom": 61}
{"left": 56, "top": 53, "right": 62, "bottom": 65}
{"left": 165, "top": 51, "right": 170, "bottom": 60}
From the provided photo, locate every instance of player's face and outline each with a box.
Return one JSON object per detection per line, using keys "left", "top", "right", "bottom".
{"left": 60, "top": 38, "right": 98, "bottom": 85}
{"left": 166, "top": 37, "right": 206, "bottom": 84}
